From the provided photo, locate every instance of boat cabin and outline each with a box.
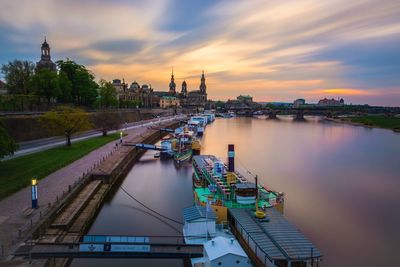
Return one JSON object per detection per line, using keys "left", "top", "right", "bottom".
{"left": 183, "top": 206, "right": 217, "bottom": 244}
{"left": 234, "top": 183, "right": 257, "bottom": 205}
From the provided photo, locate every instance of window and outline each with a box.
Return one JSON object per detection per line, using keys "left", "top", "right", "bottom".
{"left": 236, "top": 260, "right": 240, "bottom": 264}
{"left": 218, "top": 262, "right": 222, "bottom": 266}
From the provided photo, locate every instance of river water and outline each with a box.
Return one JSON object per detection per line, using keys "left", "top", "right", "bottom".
{"left": 71, "top": 116, "right": 400, "bottom": 267}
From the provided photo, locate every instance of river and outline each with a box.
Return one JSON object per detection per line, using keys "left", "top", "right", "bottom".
{"left": 71, "top": 116, "right": 400, "bottom": 267}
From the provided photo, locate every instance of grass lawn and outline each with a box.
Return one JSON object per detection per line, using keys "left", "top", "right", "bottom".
{"left": 350, "top": 115, "right": 400, "bottom": 130}
{"left": 0, "top": 133, "right": 118, "bottom": 200}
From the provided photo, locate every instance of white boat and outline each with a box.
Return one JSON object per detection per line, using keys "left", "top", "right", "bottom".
{"left": 189, "top": 116, "right": 208, "bottom": 136}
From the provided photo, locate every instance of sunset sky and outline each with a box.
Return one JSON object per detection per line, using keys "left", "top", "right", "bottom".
{"left": 0, "top": 0, "right": 399, "bottom": 105}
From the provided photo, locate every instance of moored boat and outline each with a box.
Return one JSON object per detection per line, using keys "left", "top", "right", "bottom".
{"left": 192, "top": 144, "right": 284, "bottom": 223}
{"left": 174, "top": 148, "right": 192, "bottom": 164}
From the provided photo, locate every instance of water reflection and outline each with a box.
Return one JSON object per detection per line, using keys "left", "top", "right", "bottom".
{"left": 201, "top": 117, "right": 400, "bottom": 267}
{"left": 72, "top": 116, "right": 400, "bottom": 267}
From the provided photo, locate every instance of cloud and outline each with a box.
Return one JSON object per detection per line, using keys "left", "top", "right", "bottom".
{"left": 306, "top": 88, "right": 376, "bottom": 96}
{"left": 0, "top": 0, "right": 399, "bottom": 105}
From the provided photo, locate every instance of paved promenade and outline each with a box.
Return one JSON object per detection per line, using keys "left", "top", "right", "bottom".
{"left": 0, "top": 116, "right": 182, "bottom": 259}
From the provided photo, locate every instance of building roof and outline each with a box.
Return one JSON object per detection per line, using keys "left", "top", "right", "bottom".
{"left": 0, "top": 80, "right": 6, "bottom": 88}
{"left": 229, "top": 208, "right": 322, "bottom": 262}
{"left": 183, "top": 205, "right": 217, "bottom": 222}
{"left": 153, "top": 91, "right": 172, "bottom": 97}
{"left": 204, "top": 236, "right": 247, "bottom": 261}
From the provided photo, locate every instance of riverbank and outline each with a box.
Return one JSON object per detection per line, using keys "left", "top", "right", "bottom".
{"left": 0, "top": 133, "right": 119, "bottom": 200}
{"left": 0, "top": 117, "right": 182, "bottom": 264}
{"left": 325, "top": 115, "right": 400, "bottom": 132}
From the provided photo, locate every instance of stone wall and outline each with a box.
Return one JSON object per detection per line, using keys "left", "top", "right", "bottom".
{"left": 2, "top": 109, "right": 171, "bottom": 142}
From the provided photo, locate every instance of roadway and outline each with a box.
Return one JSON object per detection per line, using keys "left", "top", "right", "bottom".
{"left": 4, "top": 114, "right": 186, "bottom": 160}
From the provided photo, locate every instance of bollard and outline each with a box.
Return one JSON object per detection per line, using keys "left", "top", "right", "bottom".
{"left": 18, "top": 229, "right": 21, "bottom": 238}
{"left": 40, "top": 211, "right": 42, "bottom": 219}
{"left": 1, "top": 244, "right": 4, "bottom": 258}
{"left": 30, "top": 218, "right": 33, "bottom": 229}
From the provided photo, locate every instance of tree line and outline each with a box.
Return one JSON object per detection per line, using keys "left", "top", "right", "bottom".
{"left": 0, "top": 59, "right": 142, "bottom": 109}
{"left": 0, "top": 58, "right": 147, "bottom": 158}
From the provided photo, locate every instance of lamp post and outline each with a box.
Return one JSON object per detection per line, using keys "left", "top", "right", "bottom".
{"left": 120, "top": 131, "right": 123, "bottom": 143}
{"left": 31, "top": 178, "right": 38, "bottom": 209}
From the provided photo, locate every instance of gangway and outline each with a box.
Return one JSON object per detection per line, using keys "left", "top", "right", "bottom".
{"left": 125, "top": 143, "right": 167, "bottom": 151}
{"left": 14, "top": 235, "right": 203, "bottom": 259}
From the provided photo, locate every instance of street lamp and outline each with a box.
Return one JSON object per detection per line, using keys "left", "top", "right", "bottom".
{"left": 31, "top": 178, "right": 38, "bottom": 209}
{"left": 120, "top": 131, "right": 123, "bottom": 143}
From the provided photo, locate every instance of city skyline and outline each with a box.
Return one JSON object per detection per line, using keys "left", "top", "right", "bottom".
{"left": 0, "top": 0, "right": 399, "bottom": 106}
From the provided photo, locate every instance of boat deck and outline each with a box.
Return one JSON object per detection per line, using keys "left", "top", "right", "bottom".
{"left": 193, "top": 155, "right": 280, "bottom": 209}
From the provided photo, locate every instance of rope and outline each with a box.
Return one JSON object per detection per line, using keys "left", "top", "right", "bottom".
{"left": 120, "top": 204, "right": 182, "bottom": 234}
{"left": 119, "top": 186, "right": 184, "bottom": 225}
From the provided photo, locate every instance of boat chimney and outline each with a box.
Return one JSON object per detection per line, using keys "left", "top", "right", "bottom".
{"left": 211, "top": 240, "right": 215, "bottom": 246}
{"left": 228, "top": 144, "right": 235, "bottom": 172}
{"left": 230, "top": 238, "right": 234, "bottom": 244}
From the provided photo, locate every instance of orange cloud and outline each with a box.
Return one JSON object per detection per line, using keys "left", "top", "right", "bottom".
{"left": 306, "top": 88, "right": 375, "bottom": 96}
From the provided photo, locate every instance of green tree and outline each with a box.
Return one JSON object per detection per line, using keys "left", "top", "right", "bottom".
{"left": 99, "top": 79, "right": 118, "bottom": 108}
{"left": 1, "top": 60, "right": 35, "bottom": 94}
{"left": 58, "top": 71, "right": 72, "bottom": 103}
{"left": 0, "top": 121, "right": 18, "bottom": 158}
{"left": 92, "top": 111, "right": 121, "bottom": 136}
{"left": 40, "top": 106, "right": 92, "bottom": 146}
{"left": 56, "top": 59, "right": 98, "bottom": 106}
{"left": 265, "top": 103, "right": 276, "bottom": 109}
{"left": 29, "top": 69, "right": 60, "bottom": 103}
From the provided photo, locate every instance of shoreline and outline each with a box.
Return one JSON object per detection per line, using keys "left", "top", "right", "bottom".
{"left": 324, "top": 117, "right": 400, "bottom": 133}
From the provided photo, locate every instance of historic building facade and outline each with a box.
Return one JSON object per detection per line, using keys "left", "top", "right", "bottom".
{"left": 318, "top": 98, "right": 344, "bottom": 106}
{"left": 112, "top": 79, "right": 154, "bottom": 108}
{"left": 112, "top": 69, "right": 207, "bottom": 109}
{"left": 160, "top": 96, "right": 180, "bottom": 108}
{"left": 36, "top": 38, "right": 57, "bottom": 72}
{"left": 175, "top": 70, "right": 208, "bottom": 108}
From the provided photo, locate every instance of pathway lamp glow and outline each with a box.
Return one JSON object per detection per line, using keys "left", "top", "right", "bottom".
{"left": 31, "top": 178, "right": 38, "bottom": 209}
{"left": 120, "top": 131, "right": 123, "bottom": 143}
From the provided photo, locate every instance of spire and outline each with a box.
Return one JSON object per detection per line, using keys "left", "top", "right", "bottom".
{"left": 169, "top": 67, "right": 176, "bottom": 94}
{"left": 200, "top": 70, "right": 206, "bottom": 94}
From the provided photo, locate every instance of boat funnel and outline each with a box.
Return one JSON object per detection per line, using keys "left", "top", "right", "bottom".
{"left": 228, "top": 144, "right": 235, "bottom": 172}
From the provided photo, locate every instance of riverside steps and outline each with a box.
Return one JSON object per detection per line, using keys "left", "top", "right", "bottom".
{"left": 7, "top": 119, "right": 182, "bottom": 267}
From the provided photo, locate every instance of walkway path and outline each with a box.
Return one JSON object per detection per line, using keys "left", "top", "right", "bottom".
{"left": 0, "top": 116, "right": 184, "bottom": 259}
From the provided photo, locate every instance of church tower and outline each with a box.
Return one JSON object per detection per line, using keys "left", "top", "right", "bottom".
{"left": 36, "top": 37, "right": 57, "bottom": 72}
{"left": 181, "top": 80, "right": 187, "bottom": 98}
{"left": 169, "top": 68, "right": 176, "bottom": 94}
{"left": 199, "top": 70, "right": 206, "bottom": 94}
{"left": 41, "top": 38, "right": 51, "bottom": 60}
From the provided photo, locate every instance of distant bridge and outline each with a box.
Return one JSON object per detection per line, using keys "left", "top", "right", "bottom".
{"left": 227, "top": 106, "right": 374, "bottom": 120}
